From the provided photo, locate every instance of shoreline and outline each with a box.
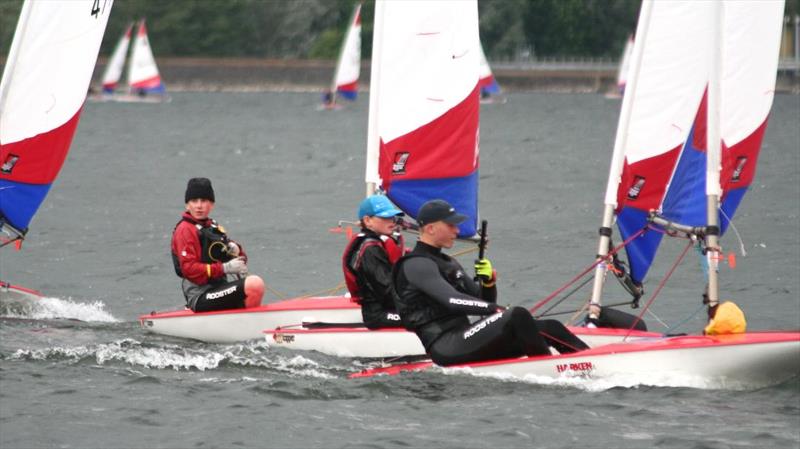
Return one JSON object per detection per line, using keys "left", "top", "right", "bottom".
{"left": 86, "top": 57, "right": 800, "bottom": 94}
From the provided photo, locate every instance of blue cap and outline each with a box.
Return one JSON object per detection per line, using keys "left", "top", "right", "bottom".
{"left": 358, "top": 195, "right": 404, "bottom": 219}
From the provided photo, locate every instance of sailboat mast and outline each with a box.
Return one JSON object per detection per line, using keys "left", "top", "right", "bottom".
{"left": 587, "top": 0, "right": 654, "bottom": 319}
{"left": 704, "top": 1, "right": 723, "bottom": 307}
{"left": 364, "top": 0, "right": 386, "bottom": 197}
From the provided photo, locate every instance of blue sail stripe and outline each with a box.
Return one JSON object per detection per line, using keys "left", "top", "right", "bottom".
{"left": 661, "top": 124, "right": 707, "bottom": 227}
{"left": 617, "top": 206, "right": 665, "bottom": 284}
{"left": 388, "top": 171, "right": 479, "bottom": 237}
{"left": 336, "top": 89, "right": 358, "bottom": 100}
{"left": 0, "top": 180, "right": 52, "bottom": 231}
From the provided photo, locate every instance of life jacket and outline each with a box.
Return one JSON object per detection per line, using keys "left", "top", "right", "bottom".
{"left": 391, "top": 244, "right": 474, "bottom": 347}
{"left": 342, "top": 231, "right": 405, "bottom": 303}
{"left": 172, "top": 216, "right": 233, "bottom": 278}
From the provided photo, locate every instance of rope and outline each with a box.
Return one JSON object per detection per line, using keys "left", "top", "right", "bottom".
{"left": 299, "top": 281, "right": 347, "bottom": 298}
{"left": 623, "top": 240, "right": 693, "bottom": 340}
{"left": 529, "top": 227, "right": 647, "bottom": 314}
{"left": 718, "top": 207, "right": 747, "bottom": 257}
{"left": 533, "top": 275, "right": 593, "bottom": 319}
{"left": 663, "top": 302, "right": 706, "bottom": 335}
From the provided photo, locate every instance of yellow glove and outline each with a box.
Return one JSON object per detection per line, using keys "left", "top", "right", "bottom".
{"left": 474, "top": 258, "right": 496, "bottom": 287}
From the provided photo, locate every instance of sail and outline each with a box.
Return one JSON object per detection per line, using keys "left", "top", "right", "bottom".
{"left": 478, "top": 43, "right": 500, "bottom": 96}
{"left": 615, "top": 35, "right": 633, "bottom": 94}
{"left": 332, "top": 3, "right": 362, "bottom": 101}
{"left": 608, "top": 0, "right": 784, "bottom": 284}
{"left": 128, "top": 19, "right": 165, "bottom": 95}
{"left": 0, "top": 0, "right": 113, "bottom": 237}
{"left": 101, "top": 22, "right": 133, "bottom": 94}
{"left": 367, "top": 0, "right": 481, "bottom": 237}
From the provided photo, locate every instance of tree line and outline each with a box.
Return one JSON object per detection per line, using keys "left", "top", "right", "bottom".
{"left": 1, "top": 0, "right": 797, "bottom": 61}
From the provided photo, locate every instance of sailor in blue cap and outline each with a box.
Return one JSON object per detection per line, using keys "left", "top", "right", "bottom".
{"left": 342, "top": 195, "right": 407, "bottom": 329}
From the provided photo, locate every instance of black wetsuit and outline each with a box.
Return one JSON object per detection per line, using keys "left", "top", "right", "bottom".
{"left": 393, "top": 241, "right": 589, "bottom": 366}
{"left": 346, "top": 230, "right": 402, "bottom": 329}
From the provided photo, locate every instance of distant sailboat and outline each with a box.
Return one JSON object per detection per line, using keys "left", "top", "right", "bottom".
{"left": 95, "top": 19, "right": 169, "bottom": 103}
{"left": 478, "top": 43, "right": 502, "bottom": 103}
{"left": 0, "top": 0, "right": 113, "bottom": 302}
{"left": 616, "top": 34, "right": 634, "bottom": 94}
{"left": 606, "top": 34, "right": 634, "bottom": 99}
{"left": 321, "top": 3, "right": 362, "bottom": 109}
{"left": 101, "top": 22, "right": 133, "bottom": 95}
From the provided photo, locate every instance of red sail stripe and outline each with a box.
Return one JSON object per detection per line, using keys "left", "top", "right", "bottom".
{"left": 0, "top": 107, "right": 83, "bottom": 185}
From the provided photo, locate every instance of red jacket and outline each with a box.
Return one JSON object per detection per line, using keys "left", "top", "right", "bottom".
{"left": 171, "top": 212, "right": 246, "bottom": 285}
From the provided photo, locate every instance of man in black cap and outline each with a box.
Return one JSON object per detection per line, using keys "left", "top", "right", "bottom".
{"left": 171, "top": 178, "right": 265, "bottom": 312}
{"left": 392, "top": 199, "right": 588, "bottom": 366}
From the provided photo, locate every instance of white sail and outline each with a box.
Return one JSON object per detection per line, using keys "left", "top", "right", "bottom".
{"left": 127, "top": 19, "right": 165, "bottom": 94}
{"left": 615, "top": 34, "right": 633, "bottom": 93}
{"left": 101, "top": 22, "right": 133, "bottom": 94}
{"left": 331, "top": 3, "right": 362, "bottom": 101}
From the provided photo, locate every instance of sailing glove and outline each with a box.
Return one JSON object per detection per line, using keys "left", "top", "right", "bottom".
{"left": 223, "top": 257, "right": 248, "bottom": 275}
{"left": 474, "top": 258, "right": 496, "bottom": 287}
{"left": 227, "top": 241, "right": 241, "bottom": 257}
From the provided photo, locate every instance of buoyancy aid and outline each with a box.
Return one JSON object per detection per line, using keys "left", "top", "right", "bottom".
{"left": 172, "top": 216, "right": 233, "bottom": 278}
{"left": 392, "top": 244, "right": 476, "bottom": 345}
{"left": 342, "top": 231, "right": 405, "bottom": 303}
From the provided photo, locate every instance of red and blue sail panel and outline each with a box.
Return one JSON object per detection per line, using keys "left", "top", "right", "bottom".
{"left": 616, "top": 91, "right": 772, "bottom": 284}
{"left": 1, "top": 1, "right": 112, "bottom": 236}
{"left": 379, "top": 86, "right": 481, "bottom": 237}
{"left": 478, "top": 75, "right": 500, "bottom": 96}
{"left": 0, "top": 112, "right": 83, "bottom": 233}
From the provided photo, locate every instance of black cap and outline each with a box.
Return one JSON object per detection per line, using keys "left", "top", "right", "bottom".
{"left": 417, "top": 199, "right": 467, "bottom": 227}
{"left": 185, "top": 177, "right": 215, "bottom": 203}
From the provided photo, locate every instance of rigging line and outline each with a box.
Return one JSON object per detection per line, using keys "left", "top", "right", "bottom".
{"left": 529, "top": 226, "right": 647, "bottom": 314}
{"left": 533, "top": 275, "right": 593, "bottom": 319}
{"left": 645, "top": 307, "right": 670, "bottom": 329}
{"left": 265, "top": 283, "right": 287, "bottom": 300}
{"left": 536, "top": 301, "right": 634, "bottom": 319}
{"left": 538, "top": 330, "right": 582, "bottom": 353}
{"left": 663, "top": 302, "right": 706, "bottom": 335}
{"left": 299, "top": 281, "right": 346, "bottom": 298}
{"left": 623, "top": 240, "right": 693, "bottom": 341}
{"left": 718, "top": 207, "right": 747, "bottom": 257}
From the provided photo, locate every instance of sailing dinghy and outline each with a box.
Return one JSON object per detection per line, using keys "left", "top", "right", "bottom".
{"left": 99, "top": 22, "right": 133, "bottom": 97}
{"left": 605, "top": 34, "right": 634, "bottom": 99}
{"left": 0, "top": 0, "right": 113, "bottom": 304}
{"left": 321, "top": 3, "right": 362, "bottom": 110}
{"left": 478, "top": 43, "right": 502, "bottom": 103}
{"left": 104, "top": 19, "right": 169, "bottom": 103}
{"left": 349, "top": 0, "right": 800, "bottom": 388}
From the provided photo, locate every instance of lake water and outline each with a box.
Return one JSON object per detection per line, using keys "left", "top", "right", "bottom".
{"left": 1, "top": 92, "right": 798, "bottom": 448}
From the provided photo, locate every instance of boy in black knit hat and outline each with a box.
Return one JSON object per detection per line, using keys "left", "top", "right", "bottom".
{"left": 170, "top": 178, "right": 264, "bottom": 312}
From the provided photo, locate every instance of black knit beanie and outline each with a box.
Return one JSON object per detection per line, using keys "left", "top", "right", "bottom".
{"left": 185, "top": 177, "right": 215, "bottom": 203}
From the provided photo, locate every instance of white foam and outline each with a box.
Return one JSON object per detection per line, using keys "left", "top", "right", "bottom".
{"left": 1, "top": 296, "right": 118, "bottom": 322}
{"left": 441, "top": 367, "right": 728, "bottom": 391}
